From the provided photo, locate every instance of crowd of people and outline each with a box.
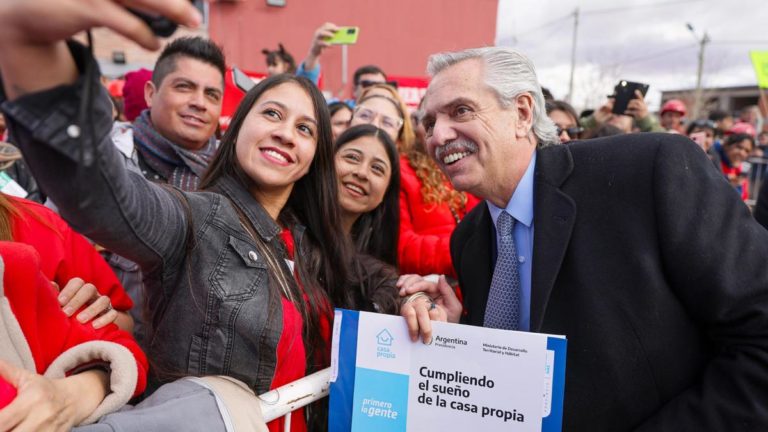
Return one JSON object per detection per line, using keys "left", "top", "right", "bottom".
{"left": 0, "top": 1, "right": 767, "bottom": 431}
{"left": 542, "top": 90, "right": 766, "bottom": 202}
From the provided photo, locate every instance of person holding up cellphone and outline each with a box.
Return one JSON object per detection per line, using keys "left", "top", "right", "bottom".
{"left": 582, "top": 89, "right": 664, "bottom": 135}
{"left": 295, "top": 22, "right": 339, "bottom": 85}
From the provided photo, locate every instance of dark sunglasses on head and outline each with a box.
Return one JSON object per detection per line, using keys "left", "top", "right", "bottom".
{"left": 556, "top": 126, "right": 584, "bottom": 138}
{"left": 358, "top": 80, "right": 399, "bottom": 90}
{"left": 692, "top": 119, "right": 716, "bottom": 129}
{"left": 358, "top": 80, "right": 384, "bottom": 89}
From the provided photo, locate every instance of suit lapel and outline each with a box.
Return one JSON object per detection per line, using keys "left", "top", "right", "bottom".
{"left": 460, "top": 206, "right": 494, "bottom": 325}
{"left": 530, "top": 145, "right": 577, "bottom": 332}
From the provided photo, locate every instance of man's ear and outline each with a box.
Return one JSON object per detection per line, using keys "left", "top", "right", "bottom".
{"left": 144, "top": 80, "right": 156, "bottom": 108}
{"left": 515, "top": 93, "right": 534, "bottom": 138}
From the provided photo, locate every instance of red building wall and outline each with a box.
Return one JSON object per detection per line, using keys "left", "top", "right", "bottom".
{"left": 208, "top": 0, "right": 498, "bottom": 99}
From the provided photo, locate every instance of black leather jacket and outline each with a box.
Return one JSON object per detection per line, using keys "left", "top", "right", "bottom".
{"left": 1, "top": 43, "right": 289, "bottom": 394}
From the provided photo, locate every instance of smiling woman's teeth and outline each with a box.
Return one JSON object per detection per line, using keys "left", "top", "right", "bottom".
{"left": 346, "top": 183, "right": 364, "bottom": 194}
{"left": 264, "top": 149, "right": 288, "bottom": 163}
{"left": 444, "top": 152, "right": 469, "bottom": 164}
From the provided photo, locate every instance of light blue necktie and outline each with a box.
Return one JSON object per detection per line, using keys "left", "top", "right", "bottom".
{"left": 484, "top": 211, "right": 521, "bottom": 330}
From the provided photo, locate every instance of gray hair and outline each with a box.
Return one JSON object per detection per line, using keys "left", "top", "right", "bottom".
{"left": 427, "top": 47, "right": 560, "bottom": 148}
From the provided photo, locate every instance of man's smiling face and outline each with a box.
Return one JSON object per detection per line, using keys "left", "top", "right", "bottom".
{"left": 423, "top": 58, "right": 536, "bottom": 206}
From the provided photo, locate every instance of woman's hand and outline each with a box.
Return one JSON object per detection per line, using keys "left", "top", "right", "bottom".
{"left": 0, "top": 360, "right": 108, "bottom": 432}
{"left": 397, "top": 274, "right": 463, "bottom": 344}
{"left": 53, "top": 278, "right": 119, "bottom": 329}
{"left": 309, "top": 22, "right": 338, "bottom": 58}
{"left": 593, "top": 98, "right": 614, "bottom": 125}
{"left": 0, "top": 0, "right": 202, "bottom": 101}
{"left": 0, "top": 0, "right": 201, "bottom": 50}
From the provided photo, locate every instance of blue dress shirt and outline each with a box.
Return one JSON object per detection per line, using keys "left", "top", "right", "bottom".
{"left": 487, "top": 152, "right": 536, "bottom": 331}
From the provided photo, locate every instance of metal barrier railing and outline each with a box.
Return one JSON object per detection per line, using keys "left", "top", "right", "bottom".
{"left": 746, "top": 157, "right": 768, "bottom": 208}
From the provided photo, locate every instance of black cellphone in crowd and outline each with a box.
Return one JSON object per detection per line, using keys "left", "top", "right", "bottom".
{"left": 611, "top": 80, "right": 650, "bottom": 115}
{"left": 127, "top": 1, "right": 195, "bottom": 38}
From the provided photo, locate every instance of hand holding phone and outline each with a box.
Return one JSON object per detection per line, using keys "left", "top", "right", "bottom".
{"left": 611, "top": 80, "right": 649, "bottom": 115}
{"left": 127, "top": 8, "right": 178, "bottom": 37}
{"left": 326, "top": 27, "right": 360, "bottom": 45}
{"left": 127, "top": 0, "right": 197, "bottom": 38}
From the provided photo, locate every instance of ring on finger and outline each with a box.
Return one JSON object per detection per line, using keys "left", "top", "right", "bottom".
{"left": 429, "top": 302, "right": 437, "bottom": 311}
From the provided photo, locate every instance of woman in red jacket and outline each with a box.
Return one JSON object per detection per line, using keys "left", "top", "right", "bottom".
{"left": 0, "top": 241, "right": 147, "bottom": 429}
{"left": 398, "top": 102, "right": 480, "bottom": 279}
{"left": 0, "top": 193, "right": 132, "bottom": 330}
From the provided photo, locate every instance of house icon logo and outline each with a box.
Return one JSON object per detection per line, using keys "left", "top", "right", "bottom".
{"left": 375, "top": 329, "right": 396, "bottom": 359}
{"left": 376, "top": 329, "right": 394, "bottom": 346}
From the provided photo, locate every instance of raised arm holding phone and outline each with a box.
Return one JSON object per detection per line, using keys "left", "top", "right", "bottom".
{"left": 582, "top": 81, "right": 664, "bottom": 134}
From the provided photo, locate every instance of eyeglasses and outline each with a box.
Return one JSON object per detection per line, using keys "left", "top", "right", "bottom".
{"left": 556, "top": 126, "right": 584, "bottom": 138}
{"left": 353, "top": 106, "right": 403, "bottom": 133}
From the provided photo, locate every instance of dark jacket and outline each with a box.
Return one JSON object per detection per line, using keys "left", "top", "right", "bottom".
{"left": 1, "top": 44, "right": 289, "bottom": 395}
{"left": 452, "top": 133, "right": 768, "bottom": 431}
{"left": 753, "top": 174, "right": 768, "bottom": 230}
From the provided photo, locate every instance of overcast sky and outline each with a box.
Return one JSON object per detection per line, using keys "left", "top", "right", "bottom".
{"left": 495, "top": 0, "right": 768, "bottom": 110}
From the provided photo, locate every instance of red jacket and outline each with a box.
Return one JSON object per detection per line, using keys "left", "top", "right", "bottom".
{"left": 0, "top": 242, "right": 147, "bottom": 421}
{"left": 398, "top": 156, "right": 481, "bottom": 277}
{"left": 9, "top": 196, "right": 132, "bottom": 311}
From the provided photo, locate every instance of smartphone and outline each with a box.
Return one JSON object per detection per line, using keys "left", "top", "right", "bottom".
{"left": 689, "top": 131, "right": 707, "bottom": 150}
{"left": 611, "top": 80, "right": 650, "bottom": 115}
{"left": 327, "top": 27, "right": 360, "bottom": 45}
{"left": 127, "top": 0, "right": 194, "bottom": 38}
{"left": 232, "top": 67, "right": 256, "bottom": 93}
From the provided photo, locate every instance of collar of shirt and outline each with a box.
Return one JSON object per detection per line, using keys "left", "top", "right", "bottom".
{"left": 487, "top": 151, "right": 536, "bottom": 228}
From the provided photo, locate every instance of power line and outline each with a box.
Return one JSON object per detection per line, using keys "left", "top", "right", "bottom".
{"left": 513, "top": 0, "right": 700, "bottom": 36}
{"left": 710, "top": 40, "right": 768, "bottom": 45}
{"left": 538, "top": 20, "right": 572, "bottom": 41}
{"left": 582, "top": 0, "right": 702, "bottom": 15}
{"left": 513, "top": 12, "right": 573, "bottom": 38}
{"left": 607, "top": 43, "right": 697, "bottom": 68}
{"left": 508, "top": 0, "right": 702, "bottom": 44}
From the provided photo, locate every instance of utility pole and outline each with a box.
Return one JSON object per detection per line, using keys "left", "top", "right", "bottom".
{"left": 687, "top": 23, "right": 710, "bottom": 120}
{"left": 566, "top": 7, "right": 579, "bottom": 103}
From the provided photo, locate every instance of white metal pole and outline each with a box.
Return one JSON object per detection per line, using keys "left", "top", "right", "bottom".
{"left": 259, "top": 368, "right": 331, "bottom": 423}
{"left": 567, "top": 7, "right": 579, "bottom": 103}
{"left": 341, "top": 45, "right": 348, "bottom": 99}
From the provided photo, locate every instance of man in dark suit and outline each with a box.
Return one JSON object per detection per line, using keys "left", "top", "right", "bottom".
{"left": 417, "top": 47, "right": 768, "bottom": 431}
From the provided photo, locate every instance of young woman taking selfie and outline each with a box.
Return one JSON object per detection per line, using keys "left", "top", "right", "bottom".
{"left": 0, "top": 2, "right": 447, "bottom": 429}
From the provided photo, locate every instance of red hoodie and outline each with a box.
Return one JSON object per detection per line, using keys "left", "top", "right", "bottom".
{"left": 0, "top": 242, "right": 147, "bottom": 419}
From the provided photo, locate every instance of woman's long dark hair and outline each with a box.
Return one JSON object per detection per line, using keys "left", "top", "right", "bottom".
{"left": 335, "top": 124, "right": 400, "bottom": 268}
{"left": 328, "top": 101, "right": 352, "bottom": 118}
{"left": 199, "top": 74, "right": 351, "bottom": 379}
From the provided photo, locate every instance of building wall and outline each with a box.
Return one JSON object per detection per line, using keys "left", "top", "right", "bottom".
{"left": 75, "top": 27, "right": 208, "bottom": 77}
{"left": 208, "top": 0, "right": 498, "bottom": 99}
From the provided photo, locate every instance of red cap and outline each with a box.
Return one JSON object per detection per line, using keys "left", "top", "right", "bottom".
{"left": 661, "top": 99, "right": 687, "bottom": 116}
{"left": 726, "top": 122, "right": 757, "bottom": 137}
